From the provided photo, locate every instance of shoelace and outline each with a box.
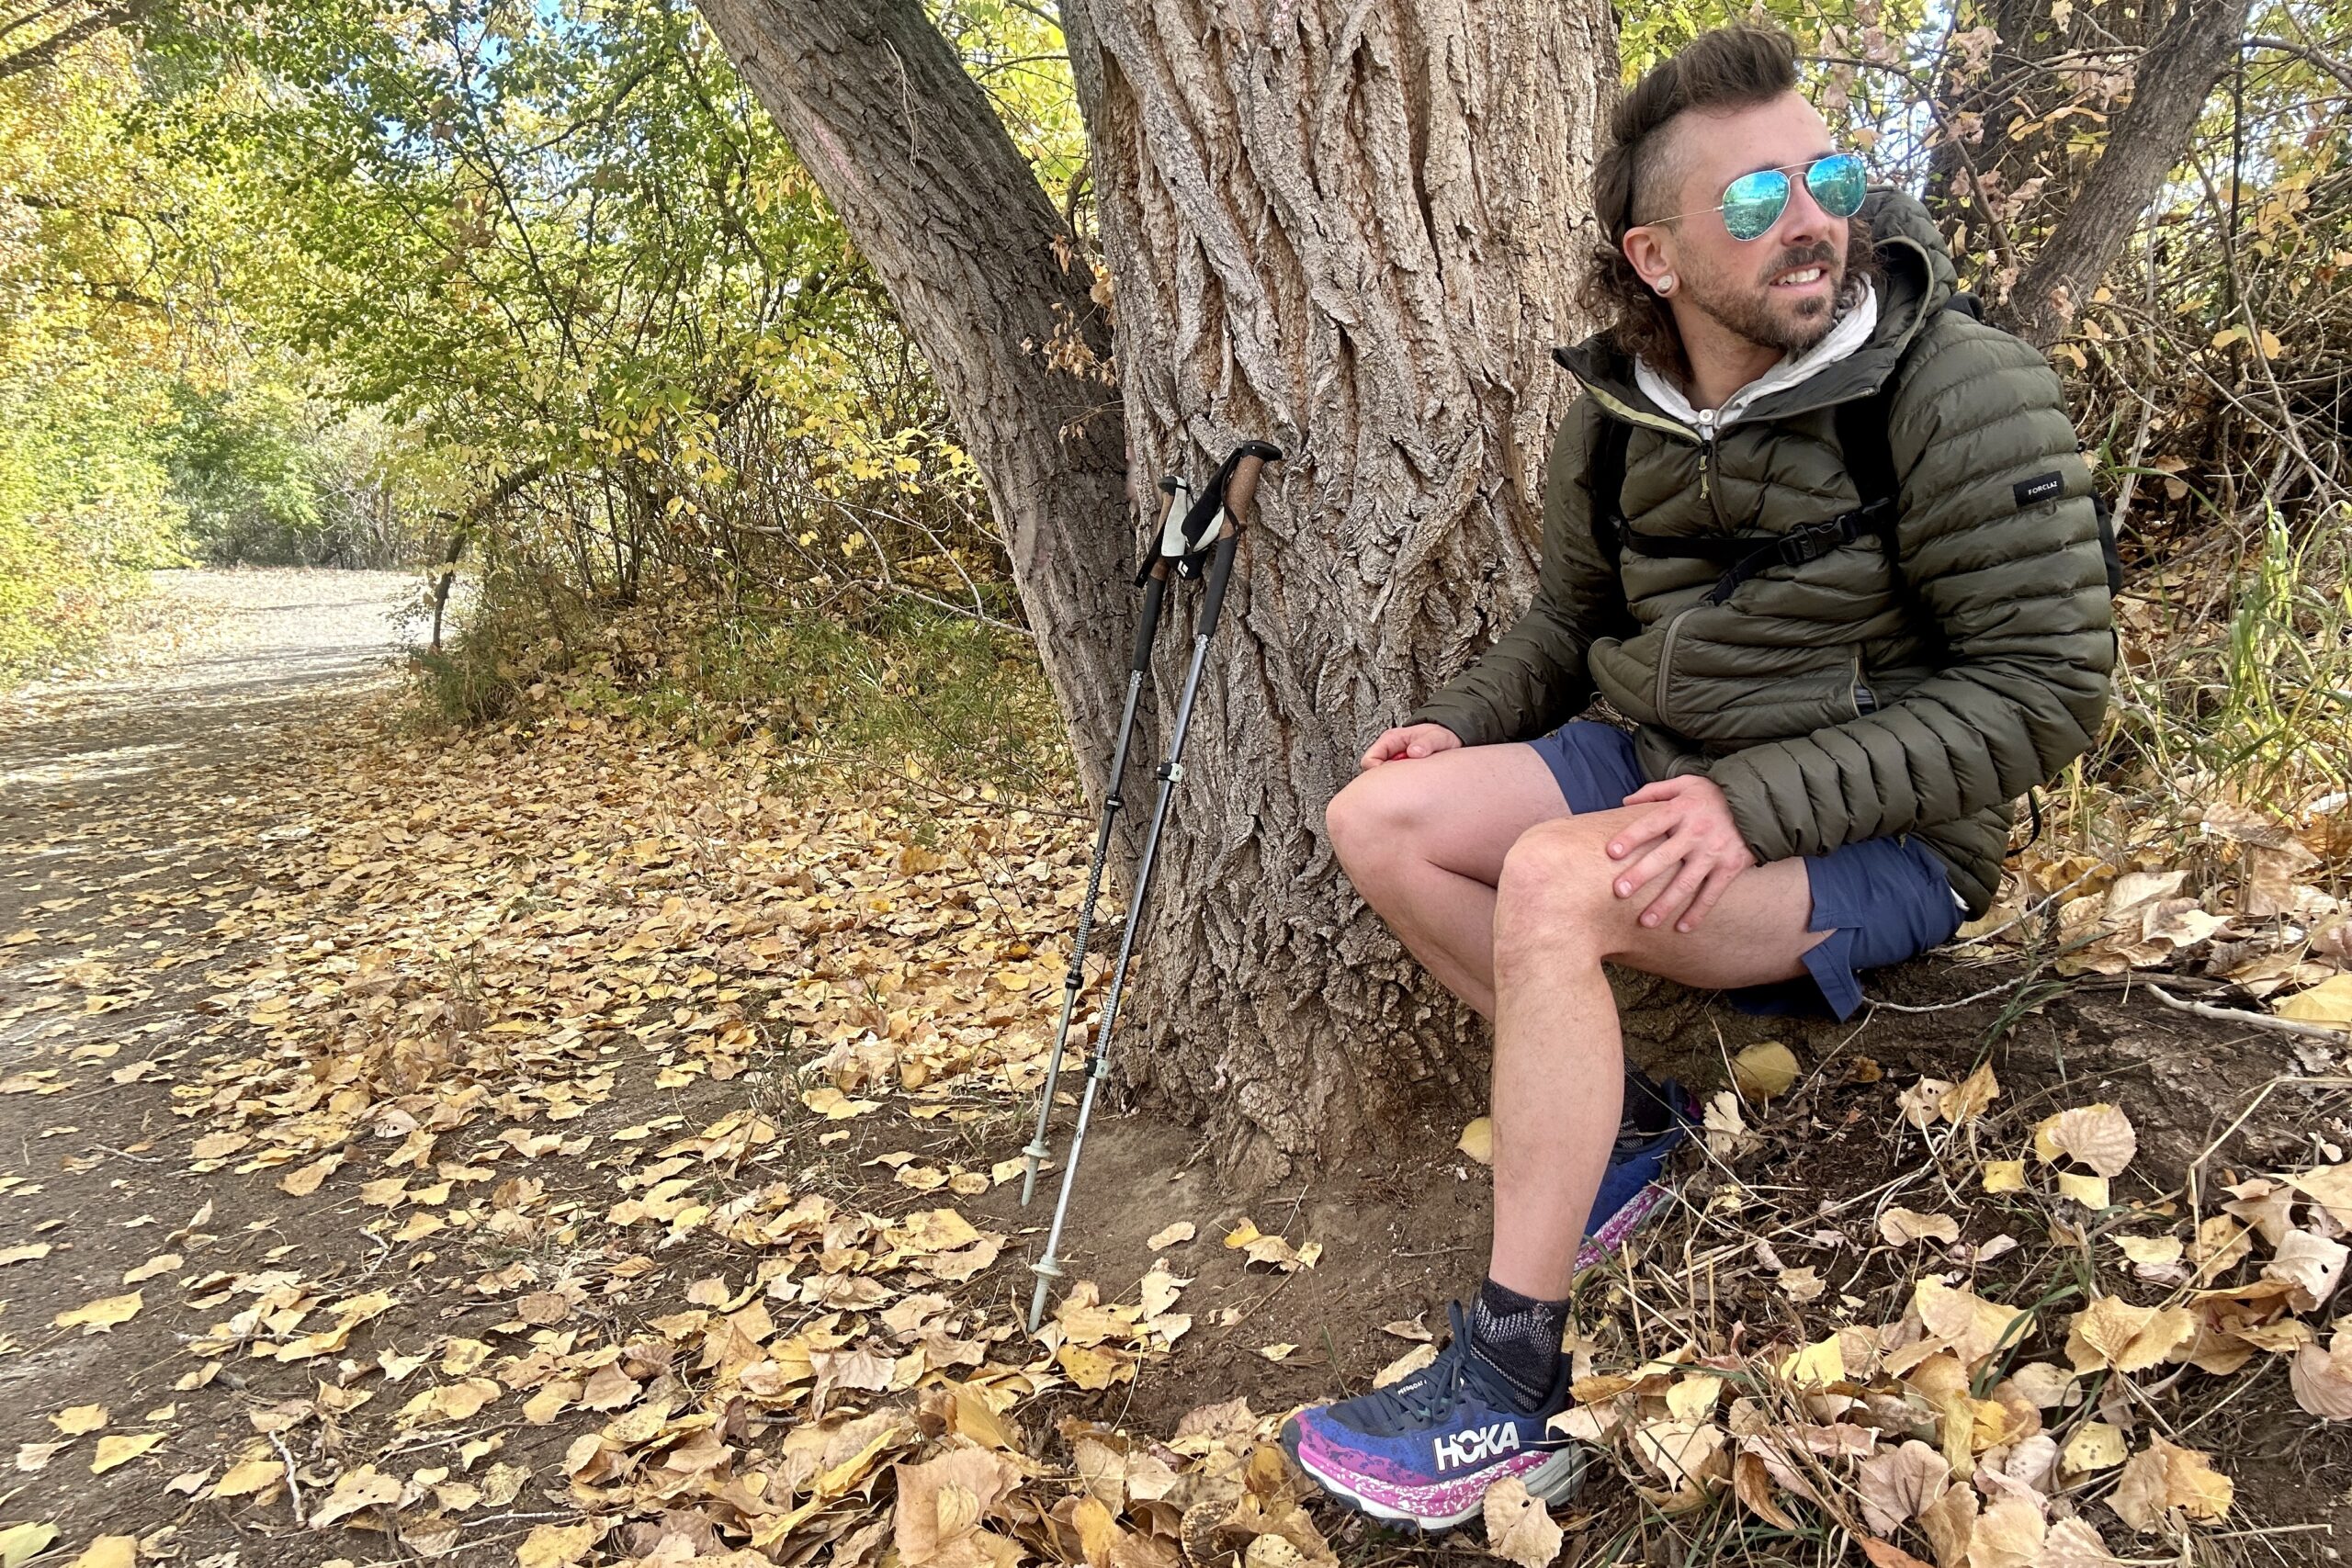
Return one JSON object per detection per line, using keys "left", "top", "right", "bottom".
{"left": 1386, "top": 1350, "right": 1471, "bottom": 1424}
{"left": 1353, "top": 1302, "right": 1505, "bottom": 1426}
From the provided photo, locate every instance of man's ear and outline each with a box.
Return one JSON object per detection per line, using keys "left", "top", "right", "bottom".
{"left": 1623, "top": 224, "right": 1678, "bottom": 295}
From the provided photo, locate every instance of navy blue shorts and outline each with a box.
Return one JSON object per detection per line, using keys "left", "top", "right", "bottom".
{"left": 1525, "top": 720, "right": 1962, "bottom": 1021}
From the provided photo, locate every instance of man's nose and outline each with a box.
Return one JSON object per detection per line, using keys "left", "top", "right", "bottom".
{"left": 1777, "top": 177, "right": 1838, "bottom": 246}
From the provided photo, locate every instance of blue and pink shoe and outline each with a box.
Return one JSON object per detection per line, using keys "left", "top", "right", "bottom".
{"left": 1577, "top": 1069, "right": 1694, "bottom": 1273}
{"left": 1278, "top": 1300, "right": 1583, "bottom": 1530}
{"left": 1280, "top": 1072, "right": 1693, "bottom": 1530}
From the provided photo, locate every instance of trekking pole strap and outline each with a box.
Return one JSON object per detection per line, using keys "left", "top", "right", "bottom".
{"left": 1176, "top": 439, "right": 1283, "bottom": 580}
{"left": 1136, "top": 476, "right": 1193, "bottom": 586}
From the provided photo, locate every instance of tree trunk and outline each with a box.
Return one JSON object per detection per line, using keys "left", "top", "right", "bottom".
{"left": 1922, "top": 0, "right": 2151, "bottom": 255}
{"left": 695, "top": 0, "right": 1616, "bottom": 1183}
{"left": 1994, "top": 0, "right": 2253, "bottom": 345}
{"left": 1056, "top": 0, "right": 1612, "bottom": 1183}
{"left": 687, "top": 0, "right": 1140, "bottom": 806}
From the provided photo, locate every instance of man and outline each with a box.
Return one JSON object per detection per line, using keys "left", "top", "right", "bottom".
{"left": 1277, "top": 26, "right": 2113, "bottom": 1531}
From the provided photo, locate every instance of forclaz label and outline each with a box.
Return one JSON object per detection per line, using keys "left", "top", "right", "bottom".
{"left": 1431, "top": 1421, "right": 1521, "bottom": 1471}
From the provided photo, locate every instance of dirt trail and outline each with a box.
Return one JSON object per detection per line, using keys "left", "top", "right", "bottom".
{"left": 4, "top": 570, "right": 2347, "bottom": 1566}
{"left": 0, "top": 570, "right": 417, "bottom": 1551}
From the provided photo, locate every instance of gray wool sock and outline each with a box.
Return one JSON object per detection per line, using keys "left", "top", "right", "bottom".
{"left": 1466, "top": 1277, "right": 1568, "bottom": 1413}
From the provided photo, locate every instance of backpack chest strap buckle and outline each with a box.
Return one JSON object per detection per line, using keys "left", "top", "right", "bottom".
{"left": 1773, "top": 520, "right": 1849, "bottom": 567}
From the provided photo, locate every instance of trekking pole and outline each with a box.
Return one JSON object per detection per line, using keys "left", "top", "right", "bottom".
{"left": 1018, "top": 475, "right": 1196, "bottom": 1207}
{"left": 1027, "top": 439, "right": 1283, "bottom": 1334}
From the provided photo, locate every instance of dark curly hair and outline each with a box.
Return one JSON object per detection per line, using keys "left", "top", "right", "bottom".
{"left": 1582, "top": 27, "right": 1872, "bottom": 382}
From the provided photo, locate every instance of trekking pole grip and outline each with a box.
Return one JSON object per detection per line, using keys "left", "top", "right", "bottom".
{"left": 1220, "top": 440, "right": 1283, "bottom": 533}
{"left": 1129, "top": 570, "right": 1168, "bottom": 673}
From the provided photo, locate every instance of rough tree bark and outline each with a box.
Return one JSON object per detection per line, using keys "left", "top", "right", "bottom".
{"left": 695, "top": 0, "right": 1616, "bottom": 1181}
{"left": 1055, "top": 0, "right": 1612, "bottom": 1183}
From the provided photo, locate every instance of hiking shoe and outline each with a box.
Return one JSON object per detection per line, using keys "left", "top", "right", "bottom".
{"left": 1577, "top": 1069, "right": 1694, "bottom": 1273}
{"left": 1279, "top": 1301, "right": 1584, "bottom": 1531}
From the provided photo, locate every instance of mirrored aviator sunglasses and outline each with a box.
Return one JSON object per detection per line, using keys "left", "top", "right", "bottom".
{"left": 1716, "top": 152, "right": 1869, "bottom": 242}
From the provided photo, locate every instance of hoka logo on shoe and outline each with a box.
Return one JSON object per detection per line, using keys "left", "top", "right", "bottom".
{"left": 1431, "top": 1421, "right": 1520, "bottom": 1471}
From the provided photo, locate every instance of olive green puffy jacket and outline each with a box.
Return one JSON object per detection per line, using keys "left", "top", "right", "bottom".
{"left": 1407, "top": 193, "right": 2113, "bottom": 917}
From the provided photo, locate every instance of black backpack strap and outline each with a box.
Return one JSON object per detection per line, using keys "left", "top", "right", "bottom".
{"left": 1588, "top": 415, "right": 1632, "bottom": 567}
{"left": 1832, "top": 385, "right": 1903, "bottom": 526}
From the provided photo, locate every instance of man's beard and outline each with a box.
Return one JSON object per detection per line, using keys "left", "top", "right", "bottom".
{"left": 1685, "top": 240, "right": 1855, "bottom": 355}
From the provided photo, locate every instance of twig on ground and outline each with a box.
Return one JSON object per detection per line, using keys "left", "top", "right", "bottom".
{"left": 2144, "top": 983, "right": 2351, "bottom": 1043}
{"left": 1865, "top": 973, "right": 2037, "bottom": 1014}
{"left": 269, "top": 1428, "right": 307, "bottom": 1526}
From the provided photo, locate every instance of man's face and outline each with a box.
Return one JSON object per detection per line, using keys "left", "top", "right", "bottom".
{"left": 1645, "top": 93, "right": 1850, "bottom": 355}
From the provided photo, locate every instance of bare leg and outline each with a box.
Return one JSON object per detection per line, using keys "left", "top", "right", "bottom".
{"left": 1323, "top": 744, "right": 1574, "bottom": 1019}
{"left": 1485, "top": 811, "right": 1827, "bottom": 1300}
{"left": 1327, "top": 748, "right": 1832, "bottom": 1296}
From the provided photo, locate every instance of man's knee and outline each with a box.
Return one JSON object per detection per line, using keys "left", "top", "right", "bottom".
{"left": 1324, "top": 768, "right": 1425, "bottom": 876}
{"left": 1494, "top": 818, "right": 1617, "bottom": 960}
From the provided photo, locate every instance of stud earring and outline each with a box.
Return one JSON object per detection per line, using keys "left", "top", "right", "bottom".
{"left": 1656, "top": 274, "right": 1677, "bottom": 296}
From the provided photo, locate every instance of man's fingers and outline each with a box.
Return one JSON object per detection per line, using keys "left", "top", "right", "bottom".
{"left": 1613, "top": 840, "right": 1683, "bottom": 900}
{"left": 1604, "top": 807, "right": 1677, "bottom": 860}
{"left": 1621, "top": 779, "right": 1683, "bottom": 806}
{"left": 1640, "top": 863, "right": 1709, "bottom": 930}
{"left": 1674, "top": 865, "right": 1743, "bottom": 932}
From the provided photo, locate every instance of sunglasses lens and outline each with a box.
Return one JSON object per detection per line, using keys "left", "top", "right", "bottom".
{"left": 1719, "top": 170, "right": 1789, "bottom": 241}
{"left": 1806, "top": 152, "right": 1868, "bottom": 219}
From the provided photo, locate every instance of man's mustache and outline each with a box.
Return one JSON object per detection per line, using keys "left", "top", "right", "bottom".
{"left": 1759, "top": 242, "right": 1841, "bottom": 287}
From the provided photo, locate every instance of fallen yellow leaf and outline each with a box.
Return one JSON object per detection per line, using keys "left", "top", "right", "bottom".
{"left": 90, "top": 1432, "right": 164, "bottom": 1473}
{"left": 1457, "top": 1116, "right": 1494, "bottom": 1164}
{"left": 70, "top": 1539, "right": 135, "bottom": 1568}
{"left": 1483, "top": 1473, "right": 1564, "bottom": 1568}
{"left": 516, "top": 1521, "right": 603, "bottom": 1568}
{"left": 53, "top": 1291, "right": 141, "bottom": 1334}
{"left": 211, "top": 1456, "right": 285, "bottom": 1498}
{"left": 1731, "top": 1042, "right": 1800, "bottom": 1100}
{"left": 2278, "top": 975, "right": 2352, "bottom": 1029}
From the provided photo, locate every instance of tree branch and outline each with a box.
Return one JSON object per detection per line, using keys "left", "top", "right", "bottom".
{"left": 0, "top": 0, "right": 153, "bottom": 81}
{"left": 2244, "top": 34, "right": 2352, "bottom": 95}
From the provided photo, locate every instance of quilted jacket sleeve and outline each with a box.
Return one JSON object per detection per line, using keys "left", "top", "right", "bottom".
{"left": 1707, "top": 318, "right": 2114, "bottom": 862}
{"left": 1405, "top": 399, "right": 1631, "bottom": 746}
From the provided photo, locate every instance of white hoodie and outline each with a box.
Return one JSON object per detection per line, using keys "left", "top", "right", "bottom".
{"left": 1633, "top": 283, "right": 1880, "bottom": 434}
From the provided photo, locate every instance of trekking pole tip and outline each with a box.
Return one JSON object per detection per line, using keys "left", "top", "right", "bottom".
{"left": 1026, "top": 1260, "right": 1062, "bottom": 1335}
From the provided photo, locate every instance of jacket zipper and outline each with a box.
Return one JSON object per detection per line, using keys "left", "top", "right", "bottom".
{"left": 1579, "top": 392, "right": 1715, "bottom": 732}
{"left": 1654, "top": 605, "right": 1693, "bottom": 728}
{"left": 1694, "top": 407, "right": 1722, "bottom": 520}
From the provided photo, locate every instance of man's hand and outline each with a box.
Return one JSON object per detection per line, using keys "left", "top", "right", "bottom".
{"left": 1605, "top": 774, "right": 1758, "bottom": 933}
{"left": 1359, "top": 723, "right": 1462, "bottom": 771}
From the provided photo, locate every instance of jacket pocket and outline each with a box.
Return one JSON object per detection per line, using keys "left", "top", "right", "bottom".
{"left": 1849, "top": 649, "right": 1878, "bottom": 718}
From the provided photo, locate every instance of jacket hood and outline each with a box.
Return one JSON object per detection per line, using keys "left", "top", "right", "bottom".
{"left": 1553, "top": 188, "right": 1957, "bottom": 426}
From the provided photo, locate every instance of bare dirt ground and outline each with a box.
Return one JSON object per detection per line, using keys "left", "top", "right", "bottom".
{"left": 0, "top": 570, "right": 422, "bottom": 1553}
{"left": 4, "top": 570, "right": 2350, "bottom": 1568}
